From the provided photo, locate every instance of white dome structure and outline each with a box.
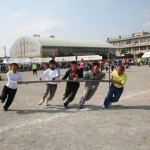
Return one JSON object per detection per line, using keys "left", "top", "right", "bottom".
{"left": 9, "top": 35, "right": 116, "bottom": 58}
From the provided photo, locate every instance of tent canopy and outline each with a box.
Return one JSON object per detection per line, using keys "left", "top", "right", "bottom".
{"left": 142, "top": 52, "right": 150, "bottom": 58}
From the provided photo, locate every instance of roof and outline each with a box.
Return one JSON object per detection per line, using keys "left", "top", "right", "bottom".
{"left": 32, "top": 36, "right": 116, "bottom": 48}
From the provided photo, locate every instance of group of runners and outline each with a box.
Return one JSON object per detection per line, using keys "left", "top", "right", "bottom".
{"left": 0, "top": 60, "right": 127, "bottom": 111}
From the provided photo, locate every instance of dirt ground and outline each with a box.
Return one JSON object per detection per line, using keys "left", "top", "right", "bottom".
{"left": 0, "top": 66, "right": 150, "bottom": 150}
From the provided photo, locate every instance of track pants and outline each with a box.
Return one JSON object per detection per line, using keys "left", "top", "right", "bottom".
{"left": 43, "top": 83, "right": 57, "bottom": 101}
{"left": 79, "top": 88, "right": 97, "bottom": 106}
{"left": 0, "top": 85, "right": 17, "bottom": 110}
{"left": 64, "top": 86, "right": 79, "bottom": 103}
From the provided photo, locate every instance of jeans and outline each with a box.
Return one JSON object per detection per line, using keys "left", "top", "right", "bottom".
{"left": 104, "top": 84, "right": 123, "bottom": 108}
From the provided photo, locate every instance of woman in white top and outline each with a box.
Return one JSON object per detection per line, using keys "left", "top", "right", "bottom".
{"left": 0, "top": 63, "right": 23, "bottom": 111}
{"left": 38, "top": 60, "right": 60, "bottom": 106}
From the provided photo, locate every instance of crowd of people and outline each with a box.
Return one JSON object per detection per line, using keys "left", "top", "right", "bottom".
{"left": 0, "top": 59, "right": 128, "bottom": 111}
{"left": 0, "top": 57, "right": 149, "bottom": 74}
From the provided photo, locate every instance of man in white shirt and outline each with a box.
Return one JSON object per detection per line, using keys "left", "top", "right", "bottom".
{"left": 0, "top": 63, "right": 23, "bottom": 111}
{"left": 38, "top": 60, "right": 60, "bottom": 106}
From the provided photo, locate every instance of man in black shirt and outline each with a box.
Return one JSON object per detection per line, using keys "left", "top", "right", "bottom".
{"left": 62, "top": 61, "right": 82, "bottom": 108}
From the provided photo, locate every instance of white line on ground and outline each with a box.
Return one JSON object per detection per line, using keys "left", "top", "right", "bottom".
{"left": 122, "top": 89, "right": 150, "bottom": 100}
{"left": 0, "top": 89, "right": 150, "bottom": 133}
{"left": 0, "top": 113, "right": 71, "bottom": 133}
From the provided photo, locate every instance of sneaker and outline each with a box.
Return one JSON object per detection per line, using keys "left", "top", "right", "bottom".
{"left": 78, "top": 105, "right": 83, "bottom": 109}
{"left": 0, "top": 96, "right": 4, "bottom": 103}
{"left": 3, "top": 106, "right": 8, "bottom": 111}
{"left": 38, "top": 100, "right": 44, "bottom": 105}
{"left": 101, "top": 105, "right": 106, "bottom": 109}
{"left": 1, "top": 99, "right": 5, "bottom": 103}
{"left": 109, "top": 102, "right": 112, "bottom": 107}
{"left": 45, "top": 101, "right": 49, "bottom": 106}
{"left": 64, "top": 102, "right": 68, "bottom": 109}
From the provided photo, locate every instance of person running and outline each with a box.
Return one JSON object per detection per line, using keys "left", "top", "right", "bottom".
{"left": 38, "top": 60, "right": 60, "bottom": 106}
{"left": 102, "top": 66, "right": 127, "bottom": 109}
{"left": 79, "top": 63, "right": 105, "bottom": 109}
{"left": 62, "top": 61, "right": 82, "bottom": 109}
{"left": 0, "top": 63, "right": 23, "bottom": 111}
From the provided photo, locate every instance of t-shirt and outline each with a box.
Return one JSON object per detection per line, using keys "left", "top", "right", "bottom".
{"left": 6, "top": 71, "right": 23, "bottom": 89}
{"left": 79, "top": 61, "right": 85, "bottom": 69}
{"left": 39, "top": 68, "right": 60, "bottom": 85}
{"left": 112, "top": 70, "right": 127, "bottom": 88}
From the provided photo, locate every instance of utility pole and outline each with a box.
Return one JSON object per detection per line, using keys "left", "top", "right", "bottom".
{"left": 4, "top": 45, "right": 6, "bottom": 57}
{"left": 108, "top": 52, "right": 111, "bottom": 88}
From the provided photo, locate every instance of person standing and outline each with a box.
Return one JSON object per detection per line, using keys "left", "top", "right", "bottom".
{"left": 62, "top": 61, "right": 82, "bottom": 109}
{"left": 78, "top": 59, "right": 85, "bottom": 78}
{"left": 38, "top": 60, "right": 60, "bottom": 106}
{"left": 102, "top": 66, "right": 127, "bottom": 109}
{"left": 0, "top": 63, "right": 23, "bottom": 111}
{"left": 79, "top": 63, "right": 105, "bottom": 109}
{"left": 32, "top": 63, "right": 37, "bottom": 75}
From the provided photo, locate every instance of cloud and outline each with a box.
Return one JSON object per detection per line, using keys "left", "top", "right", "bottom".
{"left": 11, "top": 19, "right": 66, "bottom": 36}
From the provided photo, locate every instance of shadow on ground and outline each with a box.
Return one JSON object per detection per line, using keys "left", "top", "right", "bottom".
{"left": 6, "top": 104, "right": 150, "bottom": 115}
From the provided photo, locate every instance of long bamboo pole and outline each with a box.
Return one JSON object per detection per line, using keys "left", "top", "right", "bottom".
{"left": 21, "top": 79, "right": 110, "bottom": 84}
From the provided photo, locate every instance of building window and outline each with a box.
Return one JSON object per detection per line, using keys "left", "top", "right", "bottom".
{"left": 140, "top": 46, "right": 146, "bottom": 50}
{"left": 114, "top": 42, "right": 118, "bottom": 46}
{"left": 140, "top": 38, "right": 146, "bottom": 43}
{"left": 119, "top": 41, "right": 125, "bottom": 46}
{"left": 133, "top": 39, "right": 139, "bottom": 44}
{"left": 133, "top": 47, "right": 139, "bottom": 51}
{"left": 126, "top": 41, "right": 131, "bottom": 45}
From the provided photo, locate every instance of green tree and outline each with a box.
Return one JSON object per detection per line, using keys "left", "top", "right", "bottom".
{"left": 120, "top": 49, "right": 127, "bottom": 55}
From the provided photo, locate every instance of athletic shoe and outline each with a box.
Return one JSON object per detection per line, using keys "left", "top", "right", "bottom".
{"left": 63, "top": 102, "right": 68, "bottom": 109}
{"left": 38, "top": 100, "right": 44, "bottom": 105}
{"left": 0, "top": 96, "right": 4, "bottom": 103}
{"left": 109, "top": 102, "right": 112, "bottom": 107}
{"left": 1, "top": 99, "right": 5, "bottom": 103}
{"left": 45, "top": 101, "right": 49, "bottom": 106}
{"left": 78, "top": 105, "right": 83, "bottom": 109}
{"left": 101, "top": 105, "right": 106, "bottom": 109}
{"left": 3, "top": 106, "right": 8, "bottom": 111}
{"left": 1, "top": 100, "right": 5, "bottom": 103}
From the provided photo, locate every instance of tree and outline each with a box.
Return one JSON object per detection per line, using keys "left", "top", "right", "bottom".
{"left": 125, "top": 53, "right": 133, "bottom": 58}
{"left": 120, "top": 49, "right": 127, "bottom": 55}
{"left": 138, "top": 53, "right": 144, "bottom": 58}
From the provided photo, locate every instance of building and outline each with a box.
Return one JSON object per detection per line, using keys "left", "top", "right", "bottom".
{"left": 9, "top": 35, "right": 116, "bottom": 58}
{"left": 107, "top": 31, "right": 150, "bottom": 56}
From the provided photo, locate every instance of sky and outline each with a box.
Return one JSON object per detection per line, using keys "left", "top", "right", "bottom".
{"left": 0, "top": 0, "right": 150, "bottom": 57}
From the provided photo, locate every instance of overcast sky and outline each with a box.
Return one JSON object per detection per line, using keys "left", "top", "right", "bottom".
{"left": 0, "top": 0, "right": 150, "bottom": 57}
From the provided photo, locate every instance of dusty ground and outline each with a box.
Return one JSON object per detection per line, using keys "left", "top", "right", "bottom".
{"left": 0, "top": 66, "right": 150, "bottom": 150}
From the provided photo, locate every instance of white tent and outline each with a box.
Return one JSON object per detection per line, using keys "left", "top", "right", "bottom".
{"left": 77, "top": 55, "right": 102, "bottom": 61}
{"left": 3, "top": 58, "right": 31, "bottom": 64}
{"left": 142, "top": 52, "right": 150, "bottom": 58}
